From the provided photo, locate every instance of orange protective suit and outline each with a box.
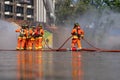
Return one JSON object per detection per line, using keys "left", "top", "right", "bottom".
{"left": 34, "top": 27, "right": 44, "bottom": 50}
{"left": 24, "top": 28, "right": 29, "bottom": 50}
{"left": 71, "top": 25, "right": 84, "bottom": 49}
{"left": 27, "top": 28, "right": 35, "bottom": 50}
{"left": 15, "top": 28, "right": 28, "bottom": 50}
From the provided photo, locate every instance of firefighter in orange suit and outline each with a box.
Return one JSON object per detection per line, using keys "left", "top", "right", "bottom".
{"left": 34, "top": 25, "right": 44, "bottom": 50}
{"left": 28, "top": 26, "right": 36, "bottom": 50}
{"left": 71, "top": 23, "right": 84, "bottom": 49}
{"left": 24, "top": 25, "right": 29, "bottom": 50}
{"left": 15, "top": 25, "right": 28, "bottom": 50}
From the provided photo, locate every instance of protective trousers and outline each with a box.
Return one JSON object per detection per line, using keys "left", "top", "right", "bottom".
{"left": 28, "top": 38, "right": 35, "bottom": 50}
{"left": 71, "top": 38, "right": 82, "bottom": 49}
{"left": 35, "top": 37, "right": 43, "bottom": 50}
{"left": 16, "top": 37, "right": 26, "bottom": 50}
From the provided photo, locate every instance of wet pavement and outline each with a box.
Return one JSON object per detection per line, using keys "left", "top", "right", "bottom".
{"left": 0, "top": 51, "right": 120, "bottom": 80}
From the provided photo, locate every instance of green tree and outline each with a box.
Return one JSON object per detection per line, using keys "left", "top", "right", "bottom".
{"left": 104, "top": 0, "right": 120, "bottom": 11}
{"left": 55, "top": 0, "right": 74, "bottom": 25}
{"left": 55, "top": 0, "right": 90, "bottom": 25}
{"left": 91, "top": 0, "right": 120, "bottom": 11}
{"left": 55, "top": 0, "right": 120, "bottom": 25}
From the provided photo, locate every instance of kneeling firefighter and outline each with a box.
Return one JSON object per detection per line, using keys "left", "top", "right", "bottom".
{"left": 27, "top": 26, "right": 36, "bottom": 50}
{"left": 15, "top": 25, "right": 28, "bottom": 50}
{"left": 71, "top": 23, "right": 84, "bottom": 49}
{"left": 34, "top": 25, "right": 44, "bottom": 50}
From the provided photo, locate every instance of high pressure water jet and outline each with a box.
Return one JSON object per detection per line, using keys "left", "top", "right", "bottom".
{"left": 0, "top": 20, "right": 18, "bottom": 49}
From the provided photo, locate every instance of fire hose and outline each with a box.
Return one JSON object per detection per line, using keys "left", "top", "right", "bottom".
{"left": 43, "top": 37, "right": 53, "bottom": 50}
{"left": 82, "top": 38, "right": 101, "bottom": 50}
{"left": 82, "top": 38, "right": 120, "bottom": 52}
{"left": 43, "top": 36, "right": 72, "bottom": 51}
{"left": 56, "top": 36, "right": 72, "bottom": 51}
{"left": 43, "top": 36, "right": 120, "bottom": 52}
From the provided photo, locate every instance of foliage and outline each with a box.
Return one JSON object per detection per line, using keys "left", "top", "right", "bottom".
{"left": 55, "top": 0, "right": 91, "bottom": 25}
{"left": 55, "top": 0, "right": 73, "bottom": 25}
{"left": 103, "top": 0, "right": 120, "bottom": 11}
{"left": 55, "top": 0, "right": 120, "bottom": 25}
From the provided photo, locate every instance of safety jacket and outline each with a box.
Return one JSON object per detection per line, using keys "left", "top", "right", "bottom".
{"left": 34, "top": 28, "right": 44, "bottom": 38}
{"left": 26, "top": 28, "right": 32, "bottom": 39}
{"left": 16, "top": 28, "right": 27, "bottom": 38}
{"left": 71, "top": 26, "right": 84, "bottom": 39}
{"left": 20, "top": 29, "right": 26, "bottom": 37}
{"left": 27, "top": 28, "right": 36, "bottom": 40}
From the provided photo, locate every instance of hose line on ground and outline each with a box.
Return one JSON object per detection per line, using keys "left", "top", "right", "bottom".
{"left": 43, "top": 36, "right": 120, "bottom": 52}
{"left": 82, "top": 38, "right": 101, "bottom": 50}
{"left": 44, "top": 36, "right": 101, "bottom": 51}
{"left": 43, "top": 36, "right": 72, "bottom": 51}
{"left": 56, "top": 36, "right": 72, "bottom": 51}
{"left": 43, "top": 37, "right": 53, "bottom": 50}
{"left": 82, "top": 38, "right": 120, "bottom": 52}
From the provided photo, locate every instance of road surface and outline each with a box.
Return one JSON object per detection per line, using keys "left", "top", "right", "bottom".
{"left": 0, "top": 51, "right": 120, "bottom": 80}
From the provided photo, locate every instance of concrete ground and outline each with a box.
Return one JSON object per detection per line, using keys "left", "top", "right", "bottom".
{"left": 0, "top": 51, "right": 120, "bottom": 80}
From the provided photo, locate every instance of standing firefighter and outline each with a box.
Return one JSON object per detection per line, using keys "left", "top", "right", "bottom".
{"left": 34, "top": 24, "right": 44, "bottom": 50}
{"left": 15, "top": 25, "right": 28, "bottom": 50}
{"left": 71, "top": 23, "right": 84, "bottom": 49}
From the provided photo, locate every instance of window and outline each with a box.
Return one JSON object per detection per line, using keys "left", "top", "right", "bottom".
{"left": 0, "top": 3, "right": 2, "bottom": 11}
{"left": 5, "top": 5, "right": 13, "bottom": 12}
{"left": 5, "top": 0, "right": 13, "bottom": 2}
{"left": 17, "top": 0, "right": 31, "bottom": 4}
{"left": 16, "top": 16, "right": 24, "bottom": 20}
{"left": 29, "top": 0, "right": 34, "bottom": 6}
{"left": 27, "top": 18, "right": 34, "bottom": 21}
{"left": 27, "top": 9, "right": 33, "bottom": 15}
{"left": 16, "top": 7, "right": 24, "bottom": 14}
{"left": 5, "top": 15, "right": 13, "bottom": 18}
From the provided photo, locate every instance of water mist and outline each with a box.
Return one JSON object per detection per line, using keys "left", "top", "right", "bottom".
{"left": 0, "top": 20, "right": 18, "bottom": 50}
{"left": 55, "top": 8, "right": 120, "bottom": 49}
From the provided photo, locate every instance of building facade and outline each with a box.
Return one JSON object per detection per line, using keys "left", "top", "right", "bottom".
{"left": 0, "top": 0, "right": 55, "bottom": 25}
{"left": 0, "top": 0, "right": 34, "bottom": 21}
{"left": 34, "top": 0, "right": 56, "bottom": 25}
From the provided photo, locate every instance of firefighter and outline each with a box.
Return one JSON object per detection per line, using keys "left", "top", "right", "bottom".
{"left": 34, "top": 24, "right": 44, "bottom": 50}
{"left": 27, "top": 26, "right": 36, "bottom": 50}
{"left": 15, "top": 24, "right": 28, "bottom": 50}
{"left": 24, "top": 24, "right": 29, "bottom": 50}
{"left": 71, "top": 23, "right": 84, "bottom": 49}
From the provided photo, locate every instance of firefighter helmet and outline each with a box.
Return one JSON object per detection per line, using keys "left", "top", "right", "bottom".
{"left": 38, "top": 24, "right": 42, "bottom": 28}
{"left": 74, "top": 23, "right": 79, "bottom": 26}
{"left": 30, "top": 26, "right": 35, "bottom": 29}
{"left": 21, "top": 24, "right": 25, "bottom": 29}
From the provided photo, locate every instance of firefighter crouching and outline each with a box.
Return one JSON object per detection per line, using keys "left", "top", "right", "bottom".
{"left": 27, "top": 26, "right": 36, "bottom": 50}
{"left": 15, "top": 25, "right": 28, "bottom": 50}
{"left": 24, "top": 25, "right": 29, "bottom": 50}
{"left": 71, "top": 23, "right": 84, "bottom": 49}
{"left": 34, "top": 25, "right": 44, "bottom": 50}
